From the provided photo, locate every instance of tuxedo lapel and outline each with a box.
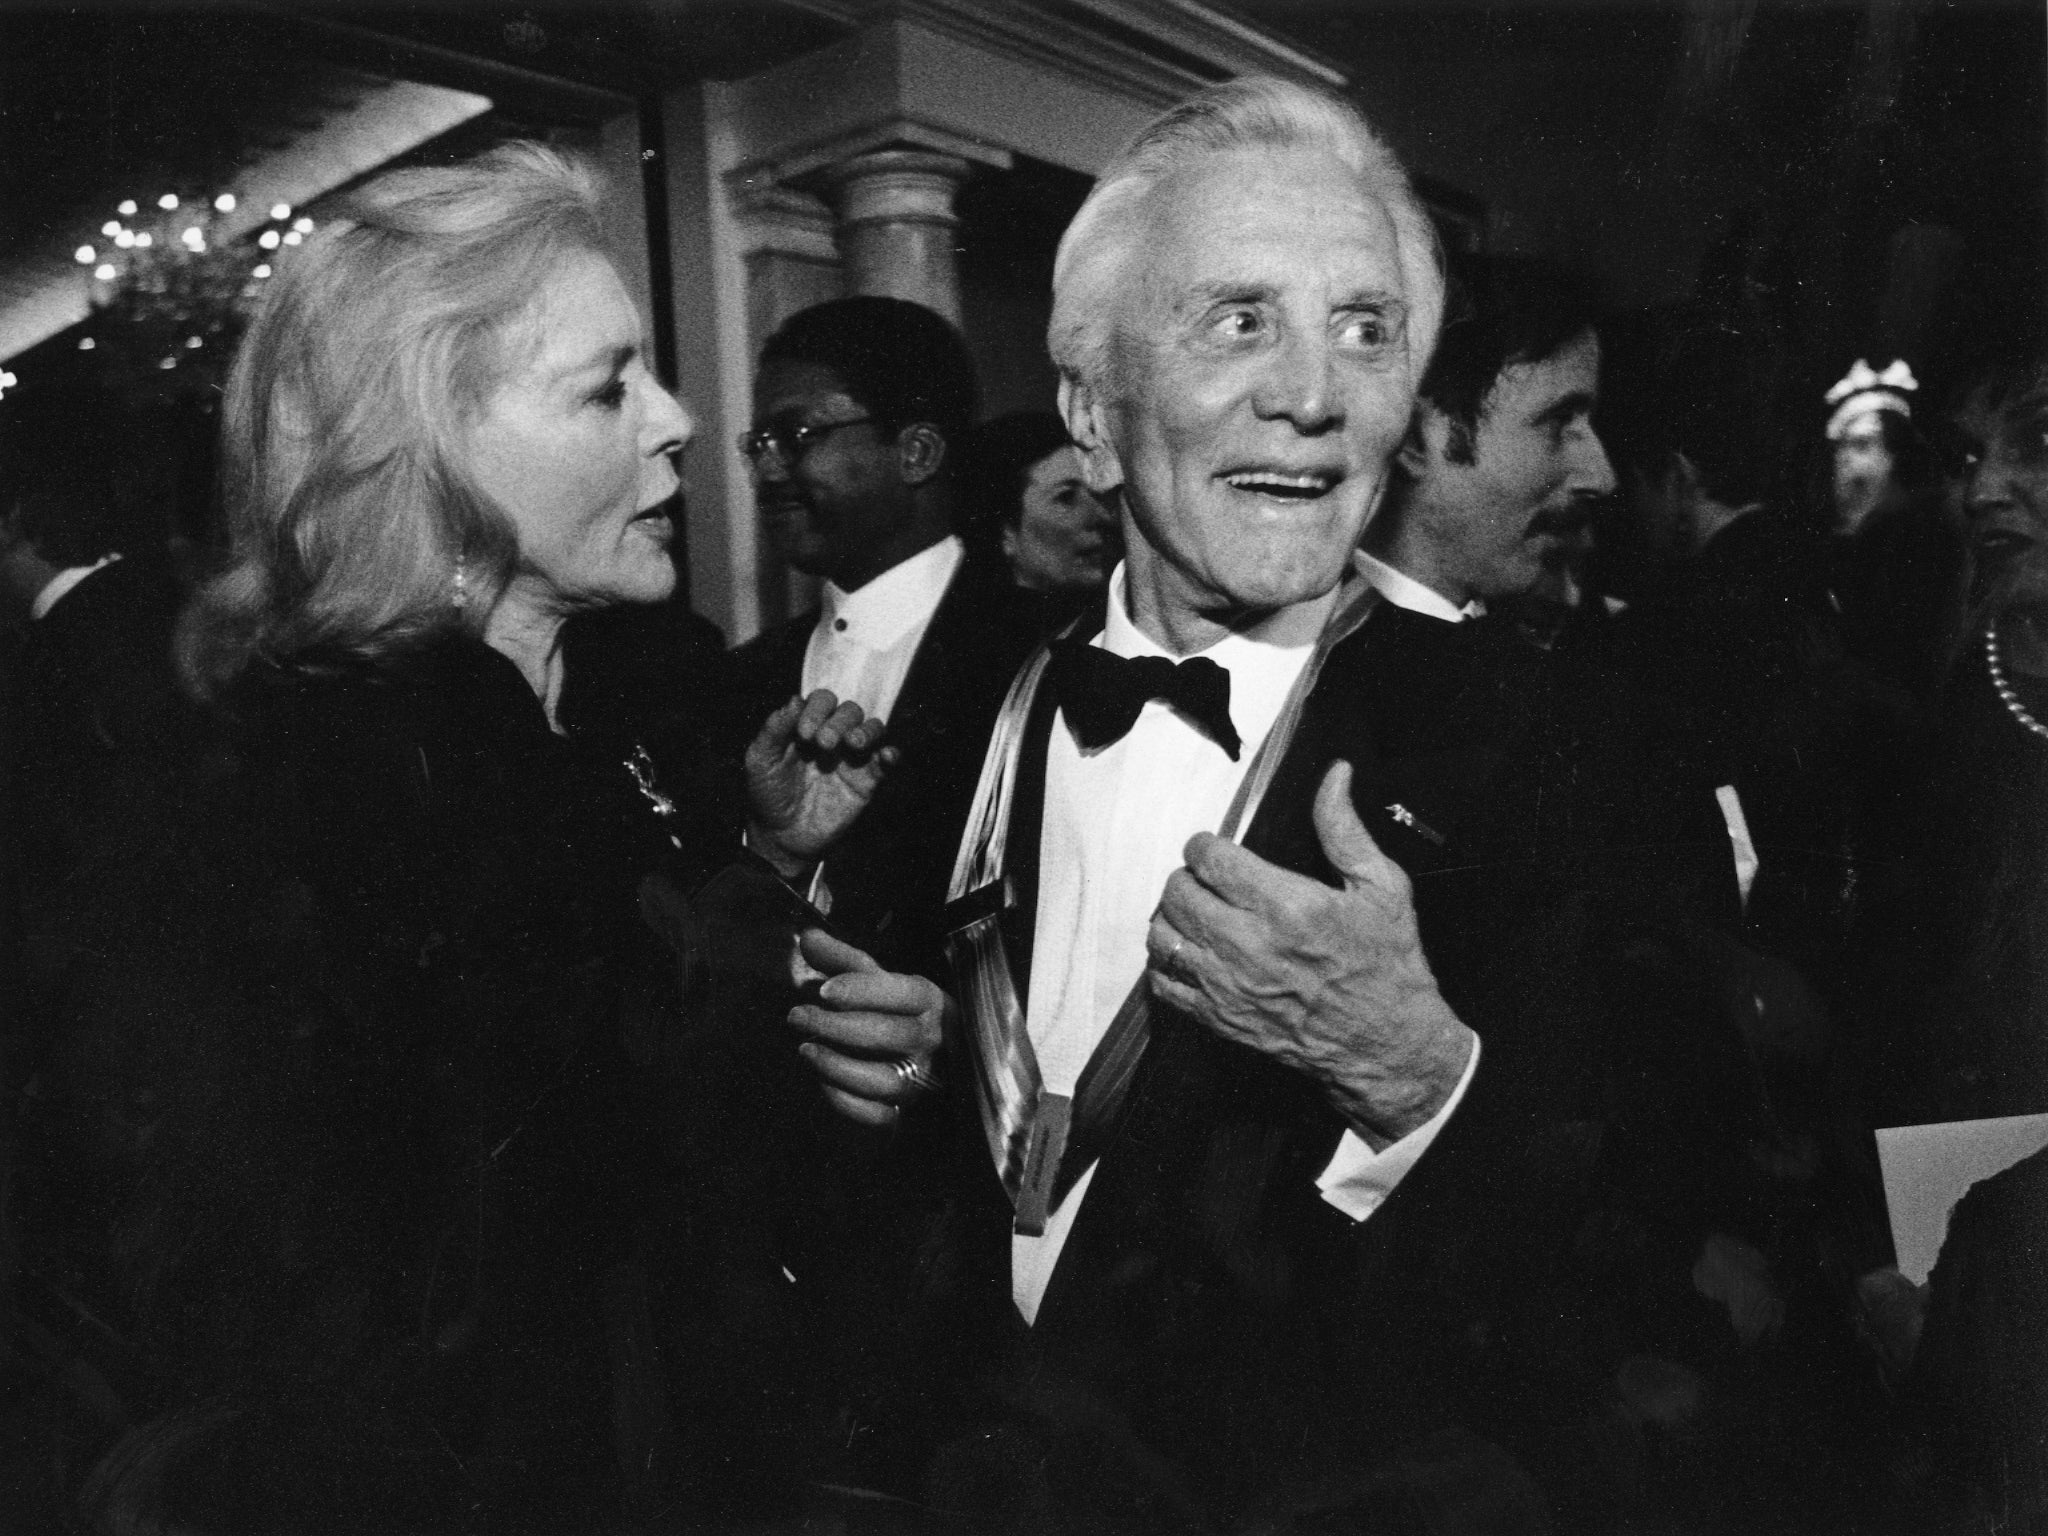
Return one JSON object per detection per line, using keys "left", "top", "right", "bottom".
{"left": 875, "top": 553, "right": 1007, "bottom": 752}
{"left": 798, "top": 554, "right": 1043, "bottom": 976}
{"left": 990, "top": 671, "right": 1059, "bottom": 1009}
{"left": 1236, "top": 605, "right": 1534, "bottom": 882}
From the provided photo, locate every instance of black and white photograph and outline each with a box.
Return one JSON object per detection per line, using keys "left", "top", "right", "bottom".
{"left": 1, "top": 2, "right": 2043, "bottom": 1531}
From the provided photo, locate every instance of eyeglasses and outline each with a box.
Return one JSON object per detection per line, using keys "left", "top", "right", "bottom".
{"left": 737, "top": 415, "right": 876, "bottom": 465}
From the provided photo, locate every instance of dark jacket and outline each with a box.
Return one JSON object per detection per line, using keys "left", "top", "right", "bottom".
{"left": 1853, "top": 636, "right": 2048, "bottom": 1130}
{"left": 12, "top": 635, "right": 715, "bottom": 1533}
{"left": 4, "top": 556, "right": 202, "bottom": 1037}
{"left": 725, "top": 549, "right": 1044, "bottom": 981}
{"left": 922, "top": 597, "right": 1744, "bottom": 1532}
{"left": 1904, "top": 1145, "right": 2048, "bottom": 1533}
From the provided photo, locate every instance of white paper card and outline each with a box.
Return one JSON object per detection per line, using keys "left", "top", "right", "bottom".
{"left": 1876, "top": 1113, "right": 2048, "bottom": 1284}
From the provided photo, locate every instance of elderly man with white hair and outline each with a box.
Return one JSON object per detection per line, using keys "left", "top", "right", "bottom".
{"left": 792, "top": 76, "right": 1729, "bottom": 1530}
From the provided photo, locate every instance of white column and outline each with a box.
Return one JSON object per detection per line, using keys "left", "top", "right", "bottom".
{"left": 819, "top": 150, "right": 973, "bottom": 325}
{"left": 732, "top": 182, "right": 845, "bottom": 347}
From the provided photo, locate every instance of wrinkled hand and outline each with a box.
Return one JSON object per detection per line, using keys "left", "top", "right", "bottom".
{"left": 1146, "top": 761, "right": 1474, "bottom": 1148}
{"left": 787, "top": 928, "right": 949, "bottom": 1127}
{"left": 745, "top": 690, "right": 897, "bottom": 879}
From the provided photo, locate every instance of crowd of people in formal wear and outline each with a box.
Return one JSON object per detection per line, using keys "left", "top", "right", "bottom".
{"left": 1, "top": 76, "right": 2042, "bottom": 1536}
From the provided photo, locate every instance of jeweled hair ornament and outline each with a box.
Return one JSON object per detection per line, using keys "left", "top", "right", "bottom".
{"left": 1825, "top": 357, "right": 1918, "bottom": 441}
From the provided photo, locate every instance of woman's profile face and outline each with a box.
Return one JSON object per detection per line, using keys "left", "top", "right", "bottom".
{"left": 1963, "top": 379, "right": 2048, "bottom": 670}
{"left": 469, "top": 250, "right": 692, "bottom": 614}
{"left": 1003, "top": 445, "right": 1120, "bottom": 594}
{"left": 1832, "top": 414, "right": 1895, "bottom": 534}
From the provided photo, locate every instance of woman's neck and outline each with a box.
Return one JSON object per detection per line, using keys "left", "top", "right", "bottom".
{"left": 483, "top": 581, "right": 568, "bottom": 732}
{"left": 1997, "top": 607, "right": 2048, "bottom": 681}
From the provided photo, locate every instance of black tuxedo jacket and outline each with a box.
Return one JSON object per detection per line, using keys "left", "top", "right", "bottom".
{"left": 926, "top": 597, "right": 1745, "bottom": 1529}
{"left": 725, "top": 549, "right": 1044, "bottom": 979}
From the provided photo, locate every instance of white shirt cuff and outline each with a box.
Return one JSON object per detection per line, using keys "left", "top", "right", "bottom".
{"left": 1315, "top": 1036, "right": 1482, "bottom": 1222}
{"left": 1715, "top": 784, "right": 1759, "bottom": 911}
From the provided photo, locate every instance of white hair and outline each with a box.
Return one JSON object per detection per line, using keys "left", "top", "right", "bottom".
{"left": 1048, "top": 76, "right": 1444, "bottom": 398}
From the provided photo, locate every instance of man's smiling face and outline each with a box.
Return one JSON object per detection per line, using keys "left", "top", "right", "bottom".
{"left": 1072, "top": 146, "right": 1419, "bottom": 629}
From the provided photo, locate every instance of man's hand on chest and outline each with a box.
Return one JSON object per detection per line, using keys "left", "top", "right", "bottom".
{"left": 1143, "top": 760, "right": 1477, "bottom": 1149}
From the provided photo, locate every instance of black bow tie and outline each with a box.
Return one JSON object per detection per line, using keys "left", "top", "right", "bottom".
{"left": 1047, "top": 636, "right": 1241, "bottom": 760}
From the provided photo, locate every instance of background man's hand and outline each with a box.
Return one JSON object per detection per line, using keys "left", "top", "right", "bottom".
{"left": 745, "top": 690, "right": 897, "bottom": 880}
{"left": 787, "top": 928, "right": 948, "bottom": 1127}
{"left": 1146, "top": 761, "right": 1474, "bottom": 1148}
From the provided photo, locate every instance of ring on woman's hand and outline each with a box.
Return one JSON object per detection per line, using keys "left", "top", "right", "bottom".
{"left": 1165, "top": 936, "right": 1186, "bottom": 976}
{"left": 893, "top": 1056, "right": 941, "bottom": 1094}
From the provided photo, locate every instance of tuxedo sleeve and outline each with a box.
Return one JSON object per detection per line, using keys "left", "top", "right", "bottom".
{"left": 1315, "top": 1037, "right": 1482, "bottom": 1220}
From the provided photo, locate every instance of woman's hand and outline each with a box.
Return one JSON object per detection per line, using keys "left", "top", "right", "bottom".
{"left": 744, "top": 690, "right": 897, "bottom": 880}
{"left": 787, "top": 928, "right": 949, "bottom": 1126}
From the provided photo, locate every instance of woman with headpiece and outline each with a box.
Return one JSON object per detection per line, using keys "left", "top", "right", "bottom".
{"left": 1826, "top": 358, "right": 1922, "bottom": 537}
{"left": 11, "top": 142, "right": 895, "bottom": 1532}
{"left": 1821, "top": 357, "right": 1972, "bottom": 710}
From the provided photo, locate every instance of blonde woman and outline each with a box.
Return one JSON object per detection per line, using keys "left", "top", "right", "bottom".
{"left": 20, "top": 143, "right": 889, "bottom": 1531}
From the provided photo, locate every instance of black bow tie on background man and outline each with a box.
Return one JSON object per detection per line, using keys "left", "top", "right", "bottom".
{"left": 1046, "top": 634, "right": 1242, "bottom": 760}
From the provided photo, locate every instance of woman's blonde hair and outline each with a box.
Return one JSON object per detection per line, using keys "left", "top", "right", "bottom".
{"left": 181, "top": 140, "right": 607, "bottom": 697}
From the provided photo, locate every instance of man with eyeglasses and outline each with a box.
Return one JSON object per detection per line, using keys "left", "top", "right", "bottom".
{"left": 730, "top": 294, "right": 1042, "bottom": 982}
{"left": 659, "top": 297, "right": 1041, "bottom": 1522}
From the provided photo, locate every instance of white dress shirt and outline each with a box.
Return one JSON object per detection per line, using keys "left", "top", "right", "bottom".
{"left": 31, "top": 553, "right": 120, "bottom": 622}
{"left": 1011, "top": 564, "right": 1479, "bottom": 1323}
{"left": 801, "top": 535, "right": 964, "bottom": 722}
{"left": 1353, "top": 550, "right": 1485, "bottom": 623}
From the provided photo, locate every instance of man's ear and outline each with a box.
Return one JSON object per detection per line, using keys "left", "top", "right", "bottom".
{"left": 897, "top": 423, "right": 947, "bottom": 487}
{"left": 1395, "top": 406, "right": 1438, "bottom": 479}
{"left": 1058, "top": 375, "right": 1124, "bottom": 496}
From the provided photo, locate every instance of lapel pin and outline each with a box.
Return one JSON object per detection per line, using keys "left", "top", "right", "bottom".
{"left": 1385, "top": 803, "right": 1446, "bottom": 846}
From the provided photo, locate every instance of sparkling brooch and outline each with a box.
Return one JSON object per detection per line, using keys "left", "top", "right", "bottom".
{"left": 625, "top": 742, "right": 684, "bottom": 849}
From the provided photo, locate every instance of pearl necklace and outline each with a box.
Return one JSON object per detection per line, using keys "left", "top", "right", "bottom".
{"left": 1985, "top": 623, "right": 2048, "bottom": 744}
